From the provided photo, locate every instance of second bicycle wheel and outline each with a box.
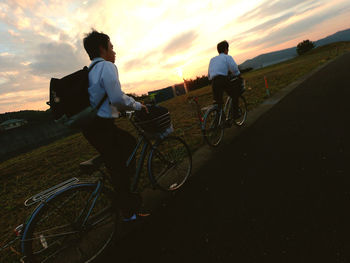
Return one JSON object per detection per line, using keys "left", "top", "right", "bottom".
{"left": 233, "top": 95, "right": 247, "bottom": 126}
{"left": 148, "top": 136, "right": 192, "bottom": 191}
{"left": 202, "top": 107, "right": 224, "bottom": 147}
{"left": 21, "top": 183, "right": 118, "bottom": 263}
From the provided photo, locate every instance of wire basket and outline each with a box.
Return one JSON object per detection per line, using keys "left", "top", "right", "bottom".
{"left": 134, "top": 112, "right": 172, "bottom": 135}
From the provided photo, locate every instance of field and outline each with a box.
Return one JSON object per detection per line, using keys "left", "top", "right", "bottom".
{"left": 1, "top": 41, "right": 350, "bottom": 261}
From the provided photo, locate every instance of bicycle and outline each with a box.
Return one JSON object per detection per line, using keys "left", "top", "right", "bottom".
{"left": 188, "top": 78, "right": 247, "bottom": 147}
{"left": 18, "top": 110, "right": 192, "bottom": 263}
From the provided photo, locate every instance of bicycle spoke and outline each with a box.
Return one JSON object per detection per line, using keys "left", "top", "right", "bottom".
{"left": 25, "top": 230, "right": 79, "bottom": 242}
{"left": 26, "top": 223, "right": 72, "bottom": 238}
{"left": 203, "top": 108, "right": 224, "bottom": 147}
{"left": 22, "top": 184, "right": 117, "bottom": 262}
{"left": 150, "top": 136, "right": 191, "bottom": 191}
{"left": 38, "top": 192, "right": 84, "bottom": 227}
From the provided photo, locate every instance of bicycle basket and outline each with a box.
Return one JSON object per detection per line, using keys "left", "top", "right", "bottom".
{"left": 134, "top": 105, "right": 172, "bottom": 135}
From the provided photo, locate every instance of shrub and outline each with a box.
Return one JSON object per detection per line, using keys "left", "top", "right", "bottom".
{"left": 297, "top": 40, "right": 315, "bottom": 55}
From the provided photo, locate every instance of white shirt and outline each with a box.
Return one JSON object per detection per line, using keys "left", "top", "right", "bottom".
{"left": 208, "top": 53, "right": 240, "bottom": 80}
{"left": 88, "top": 58, "right": 141, "bottom": 118}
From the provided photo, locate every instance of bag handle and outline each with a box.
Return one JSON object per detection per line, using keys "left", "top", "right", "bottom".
{"left": 88, "top": 60, "right": 108, "bottom": 110}
{"left": 88, "top": 60, "right": 102, "bottom": 72}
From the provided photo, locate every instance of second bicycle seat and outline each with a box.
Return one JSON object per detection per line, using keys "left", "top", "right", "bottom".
{"left": 80, "top": 155, "right": 104, "bottom": 174}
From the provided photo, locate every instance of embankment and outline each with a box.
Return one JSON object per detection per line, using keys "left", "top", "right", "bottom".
{"left": 0, "top": 122, "right": 75, "bottom": 162}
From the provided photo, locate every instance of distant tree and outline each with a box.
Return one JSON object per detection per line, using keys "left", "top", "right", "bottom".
{"left": 184, "top": 75, "right": 210, "bottom": 91}
{"left": 296, "top": 40, "right": 315, "bottom": 55}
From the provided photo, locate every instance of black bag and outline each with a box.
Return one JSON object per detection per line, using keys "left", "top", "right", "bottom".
{"left": 48, "top": 61, "right": 107, "bottom": 128}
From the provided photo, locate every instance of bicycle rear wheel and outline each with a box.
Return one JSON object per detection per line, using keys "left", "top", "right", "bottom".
{"left": 148, "top": 136, "right": 192, "bottom": 191}
{"left": 21, "top": 183, "right": 117, "bottom": 263}
{"left": 233, "top": 95, "right": 247, "bottom": 126}
{"left": 202, "top": 107, "right": 224, "bottom": 147}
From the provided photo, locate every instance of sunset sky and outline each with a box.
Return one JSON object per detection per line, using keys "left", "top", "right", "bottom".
{"left": 0, "top": 0, "right": 350, "bottom": 113}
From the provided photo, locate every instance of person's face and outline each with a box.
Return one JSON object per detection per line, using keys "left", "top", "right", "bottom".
{"left": 100, "top": 40, "right": 116, "bottom": 63}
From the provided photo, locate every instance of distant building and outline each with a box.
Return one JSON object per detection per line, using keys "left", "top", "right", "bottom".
{"left": 173, "top": 83, "right": 186, "bottom": 96}
{"left": 148, "top": 82, "right": 188, "bottom": 104}
{"left": 148, "top": 86, "right": 175, "bottom": 104}
{"left": 0, "top": 119, "right": 28, "bottom": 131}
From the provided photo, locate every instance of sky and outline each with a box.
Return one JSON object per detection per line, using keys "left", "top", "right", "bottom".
{"left": 0, "top": 0, "right": 350, "bottom": 113}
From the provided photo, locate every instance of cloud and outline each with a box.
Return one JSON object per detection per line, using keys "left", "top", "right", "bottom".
{"left": 0, "top": 71, "right": 49, "bottom": 114}
{"left": 30, "top": 40, "right": 87, "bottom": 77}
{"left": 42, "top": 20, "right": 60, "bottom": 35}
{"left": 237, "top": 0, "right": 324, "bottom": 37}
{"left": 0, "top": 1, "right": 34, "bottom": 30}
{"left": 123, "top": 50, "right": 159, "bottom": 71}
{"left": 239, "top": 0, "right": 323, "bottom": 21}
{"left": 7, "top": 0, "right": 40, "bottom": 9}
{"left": 0, "top": 53, "right": 25, "bottom": 71}
{"left": 8, "top": 29, "right": 20, "bottom": 37}
{"left": 162, "top": 30, "right": 198, "bottom": 55}
{"left": 1, "top": 0, "right": 349, "bottom": 113}
{"left": 241, "top": 2, "right": 350, "bottom": 49}
{"left": 244, "top": 12, "right": 296, "bottom": 34}
{"left": 225, "top": 0, "right": 326, "bottom": 55}
{"left": 0, "top": 88, "right": 48, "bottom": 112}
{"left": 122, "top": 77, "right": 175, "bottom": 94}
{"left": 123, "top": 30, "right": 199, "bottom": 71}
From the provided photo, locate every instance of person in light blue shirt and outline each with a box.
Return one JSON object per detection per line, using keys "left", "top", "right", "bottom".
{"left": 208, "top": 40, "right": 242, "bottom": 118}
{"left": 82, "top": 30, "right": 148, "bottom": 221}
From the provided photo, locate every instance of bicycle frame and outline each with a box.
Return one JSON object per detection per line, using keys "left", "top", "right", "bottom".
{"left": 20, "top": 112, "right": 180, "bottom": 262}
{"left": 206, "top": 96, "right": 232, "bottom": 127}
{"left": 20, "top": 182, "right": 105, "bottom": 253}
{"left": 126, "top": 135, "right": 152, "bottom": 192}
{"left": 187, "top": 96, "right": 213, "bottom": 127}
{"left": 22, "top": 113, "right": 159, "bottom": 225}
{"left": 124, "top": 113, "right": 162, "bottom": 192}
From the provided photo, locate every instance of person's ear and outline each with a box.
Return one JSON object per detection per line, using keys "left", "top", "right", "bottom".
{"left": 99, "top": 45, "right": 106, "bottom": 57}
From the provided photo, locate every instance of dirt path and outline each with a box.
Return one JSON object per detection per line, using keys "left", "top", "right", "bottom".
{"left": 101, "top": 52, "right": 350, "bottom": 263}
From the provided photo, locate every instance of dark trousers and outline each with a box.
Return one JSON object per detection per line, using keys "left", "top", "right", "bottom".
{"left": 82, "top": 117, "right": 140, "bottom": 216}
{"left": 212, "top": 75, "right": 241, "bottom": 111}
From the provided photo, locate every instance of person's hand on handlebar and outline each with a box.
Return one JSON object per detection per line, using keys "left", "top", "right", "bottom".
{"left": 141, "top": 103, "right": 149, "bottom": 113}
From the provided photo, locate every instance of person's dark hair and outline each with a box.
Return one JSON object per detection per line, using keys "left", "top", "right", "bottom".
{"left": 83, "top": 30, "right": 110, "bottom": 60}
{"left": 217, "top": 40, "right": 229, "bottom": 54}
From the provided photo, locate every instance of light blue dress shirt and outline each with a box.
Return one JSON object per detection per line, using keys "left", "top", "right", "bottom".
{"left": 208, "top": 53, "right": 240, "bottom": 80}
{"left": 88, "top": 58, "right": 141, "bottom": 118}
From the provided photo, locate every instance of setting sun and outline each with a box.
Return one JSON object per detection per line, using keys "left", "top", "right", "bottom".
{"left": 0, "top": 0, "right": 350, "bottom": 113}
{"left": 176, "top": 67, "right": 183, "bottom": 79}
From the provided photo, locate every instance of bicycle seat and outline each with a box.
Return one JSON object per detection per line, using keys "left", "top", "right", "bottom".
{"left": 80, "top": 155, "right": 104, "bottom": 174}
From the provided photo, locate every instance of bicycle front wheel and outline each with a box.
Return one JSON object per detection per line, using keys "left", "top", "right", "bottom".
{"left": 21, "top": 183, "right": 118, "bottom": 263}
{"left": 148, "top": 136, "right": 192, "bottom": 191}
{"left": 202, "top": 107, "right": 224, "bottom": 147}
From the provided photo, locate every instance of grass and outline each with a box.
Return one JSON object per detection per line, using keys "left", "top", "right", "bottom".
{"left": 1, "top": 41, "right": 350, "bottom": 262}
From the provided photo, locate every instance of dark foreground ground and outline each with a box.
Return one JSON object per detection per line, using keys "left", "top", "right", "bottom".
{"left": 101, "top": 53, "right": 350, "bottom": 263}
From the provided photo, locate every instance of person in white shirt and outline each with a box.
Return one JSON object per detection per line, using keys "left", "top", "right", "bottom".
{"left": 208, "top": 40, "right": 242, "bottom": 118}
{"left": 82, "top": 30, "right": 148, "bottom": 221}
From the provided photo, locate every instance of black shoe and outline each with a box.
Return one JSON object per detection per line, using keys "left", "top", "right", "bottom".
{"left": 122, "top": 212, "right": 151, "bottom": 222}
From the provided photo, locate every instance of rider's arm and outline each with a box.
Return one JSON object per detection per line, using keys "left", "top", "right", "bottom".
{"left": 101, "top": 62, "right": 142, "bottom": 111}
{"left": 227, "top": 55, "right": 240, "bottom": 77}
